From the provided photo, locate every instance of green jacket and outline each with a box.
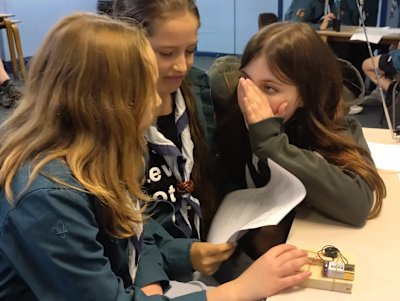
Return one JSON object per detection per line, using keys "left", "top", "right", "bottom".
{"left": 208, "top": 56, "right": 374, "bottom": 227}
{"left": 248, "top": 116, "right": 373, "bottom": 227}
{"left": 187, "top": 65, "right": 216, "bottom": 153}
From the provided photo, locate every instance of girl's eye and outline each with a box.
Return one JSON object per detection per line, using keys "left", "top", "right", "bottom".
{"left": 262, "top": 85, "right": 276, "bottom": 93}
{"left": 159, "top": 51, "right": 173, "bottom": 56}
{"left": 186, "top": 49, "right": 195, "bottom": 54}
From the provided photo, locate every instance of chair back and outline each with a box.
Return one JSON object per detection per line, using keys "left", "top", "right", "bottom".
{"left": 258, "top": 13, "right": 278, "bottom": 29}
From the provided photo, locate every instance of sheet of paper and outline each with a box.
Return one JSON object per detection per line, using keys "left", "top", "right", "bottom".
{"left": 367, "top": 142, "right": 400, "bottom": 172}
{"left": 207, "top": 159, "right": 306, "bottom": 243}
{"left": 350, "top": 27, "right": 400, "bottom": 44}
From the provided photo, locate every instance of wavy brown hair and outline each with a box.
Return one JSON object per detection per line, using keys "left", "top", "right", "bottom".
{"left": 241, "top": 22, "right": 385, "bottom": 218}
{"left": 113, "top": 0, "right": 216, "bottom": 230}
{"left": 0, "top": 13, "right": 160, "bottom": 238}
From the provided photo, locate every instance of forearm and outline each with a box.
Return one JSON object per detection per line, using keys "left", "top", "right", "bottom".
{"left": 206, "top": 282, "right": 240, "bottom": 301}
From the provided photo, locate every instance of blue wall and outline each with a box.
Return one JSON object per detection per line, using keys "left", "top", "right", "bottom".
{"left": 235, "top": 0, "right": 279, "bottom": 54}
{"left": 1, "top": 0, "right": 97, "bottom": 60}
{"left": 3, "top": 0, "right": 287, "bottom": 59}
{"left": 196, "top": 0, "right": 235, "bottom": 54}
{"left": 197, "top": 0, "right": 291, "bottom": 55}
{"left": 0, "top": 0, "right": 391, "bottom": 59}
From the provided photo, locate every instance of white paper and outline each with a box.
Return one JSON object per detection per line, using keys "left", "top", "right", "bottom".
{"left": 367, "top": 142, "right": 400, "bottom": 172}
{"left": 350, "top": 27, "right": 400, "bottom": 44}
{"left": 207, "top": 159, "right": 306, "bottom": 243}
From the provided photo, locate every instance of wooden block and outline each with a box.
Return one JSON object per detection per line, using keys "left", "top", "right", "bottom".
{"left": 299, "top": 249, "right": 355, "bottom": 294}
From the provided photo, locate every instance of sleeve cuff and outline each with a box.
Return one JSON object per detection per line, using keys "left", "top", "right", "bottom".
{"left": 163, "top": 238, "right": 199, "bottom": 282}
{"left": 248, "top": 117, "right": 283, "bottom": 152}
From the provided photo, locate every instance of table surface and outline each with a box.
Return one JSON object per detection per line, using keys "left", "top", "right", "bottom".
{"left": 317, "top": 25, "right": 400, "bottom": 45}
{"left": 0, "top": 13, "right": 14, "bottom": 18}
{"left": 271, "top": 127, "right": 400, "bottom": 301}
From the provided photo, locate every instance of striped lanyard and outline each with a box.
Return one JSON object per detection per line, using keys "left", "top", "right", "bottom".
{"left": 324, "top": 0, "right": 331, "bottom": 15}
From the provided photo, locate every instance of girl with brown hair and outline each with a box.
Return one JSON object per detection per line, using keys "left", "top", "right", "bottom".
{"left": 113, "top": 0, "right": 236, "bottom": 289}
{"left": 211, "top": 22, "right": 386, "bottom": 261}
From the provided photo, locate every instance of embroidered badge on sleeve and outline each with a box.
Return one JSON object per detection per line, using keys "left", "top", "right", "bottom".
{"left": 52, "top": 221, "right": 70, "bottom": 239}
{"left": 296, "top": 8, "right": 306, "bottom": 18}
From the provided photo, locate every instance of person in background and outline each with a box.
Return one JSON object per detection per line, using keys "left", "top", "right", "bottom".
{"left": 284, "top": 0, "right": 385, "bottom": 114}
{"left": 258, "top": 12, "right": 278, "bottom": 29}
{"left": 341, "top": 0, "right": 379, "bottom": 27}
{"left": 0, "top": 12, "right": 311, "bottom": 301}
{"left": 0, "top": 59, "right": 22, "bottom": 108}
{"left": 284, "top": 0, "right": 379, "bottom": 29}
{"left": 284, "top": 0, "right": 337, "bottom": 30}
{"left": 97, "top": 0, "right": 114, "bottom": 15}
{"left": 362, "top": 45, "right": 400, "bottom": 101}
{"left": 209, "top": 22, "right": 386, "bottom": 272}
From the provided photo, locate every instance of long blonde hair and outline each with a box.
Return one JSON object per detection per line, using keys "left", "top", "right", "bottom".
{"left": 241, "top": 22, "right": 385, "bottom": 218}
{"left": 0, "top": 13, "right": 159, "bottom": 238}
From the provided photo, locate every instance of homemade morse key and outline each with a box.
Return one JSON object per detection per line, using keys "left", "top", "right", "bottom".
{"left": 299, "top": 245, "right": 355, "bottom": 293}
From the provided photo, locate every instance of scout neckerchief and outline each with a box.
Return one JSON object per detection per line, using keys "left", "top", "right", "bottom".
{"left": 145, "top": 89, "right": 202, "bottom": 239}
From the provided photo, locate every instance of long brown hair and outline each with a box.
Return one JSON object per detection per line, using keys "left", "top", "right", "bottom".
{"left": 241, "top": 22, "right": 385, "bottom": 218}
{"left": 0, "top": 13, "right": 160, "bottom": 237}
{"left": 113, "top": 0, "right": 215, "bottom": 230}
